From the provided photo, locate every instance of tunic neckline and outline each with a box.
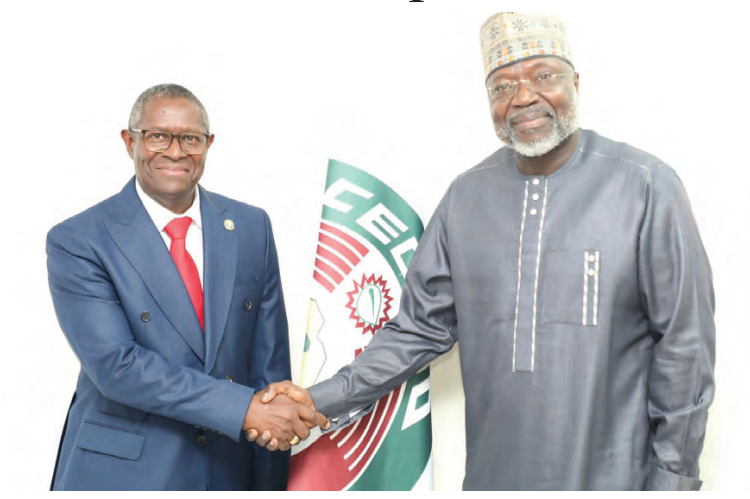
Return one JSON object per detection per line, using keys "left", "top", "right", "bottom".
{"left": 510, "top": 128, "right": 587, "bottom": 182}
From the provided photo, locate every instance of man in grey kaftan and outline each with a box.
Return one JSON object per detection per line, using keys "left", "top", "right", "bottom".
{"left": 307, "top": 128, "right": 714, "bottom": 490}
{"left": 250, "top": 12, "right": 715, "bottom": 491}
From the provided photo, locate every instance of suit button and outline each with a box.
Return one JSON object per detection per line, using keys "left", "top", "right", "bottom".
{"left": 196, "top": 435, "right": 207, "bottom": 445}
{"left": 141, "top": 312, "right": 151, "bottom": 322}
{"left": 244, "top": 301, "right": 252, "bottom": 311}
{"left": 226, "top": 375, "right": 234, "bottom": 382}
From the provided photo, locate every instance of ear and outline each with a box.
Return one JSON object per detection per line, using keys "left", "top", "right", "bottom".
{"left": 120, "top": 129, "right": 135, "bottom": 160}
{"left": 574, "top": 72, "right": 580, "bottom": 93}
{"left": 205, "top": 134, "right": 216, "bottom": 152}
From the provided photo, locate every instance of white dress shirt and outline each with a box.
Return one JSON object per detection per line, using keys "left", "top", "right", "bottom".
{"left": 135, "top": 180, "right": 204, "bottom": 288}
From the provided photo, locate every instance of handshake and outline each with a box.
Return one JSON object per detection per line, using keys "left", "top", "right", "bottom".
{"left": 241, "top": 381, "right": 330, "bottom": 452}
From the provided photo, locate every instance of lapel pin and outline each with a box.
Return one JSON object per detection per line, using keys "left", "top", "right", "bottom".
{"left": 224, "top": 219, "right": 235, "bottom": 231}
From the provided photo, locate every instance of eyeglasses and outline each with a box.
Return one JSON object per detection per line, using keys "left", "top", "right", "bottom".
{"left": 129, "top": 129, "right": 211, "bottom": 155}
{"left": 486, "top": 71, "right": 575, "bottom": 101}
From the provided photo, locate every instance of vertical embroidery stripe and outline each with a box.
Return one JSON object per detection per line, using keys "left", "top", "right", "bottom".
{"left": 512, "top": 181, "right": 530, "bottom": 373}
{"left": 583, "top": 251, "right": 589, "bottom": 326}
{"left": 530, "top": 179, "right": 548, "bottom": 373}
{"left": 593, "top": 251, "right": 600, "bottom": 326}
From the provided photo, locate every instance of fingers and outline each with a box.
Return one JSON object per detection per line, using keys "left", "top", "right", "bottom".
{"left": 245, "top": 429, "right": 258, "bottom": 442}
{"left": 266, "top": 438, "right": 284, "bottom": 452}
{"left": 261, "top": 381, "right": 315, "bottom": 410}
{"left": 298, "top": 405, "right": 330, "bottom": 431}
{"left": 315, "top": 410, "right": 330, "bottom": 430}
{"left": 260, "top": 384, "right": 278, "bottom": 404}
{"left": 291, "top": 415, "right": 311, "bottom": 441}
{"left": 247, "top": 392, "right": 328, "bottom": 451}
{"left": 250, "top": 426, "right": 309, "bottom": 451}
{"left": 250, "top": 430, "right": 272, "bottom": 448}
{"left": 286, "top": 385, "right": 315, "bottom": 409}
{"left": 261, "top": 430, "right": 272, "bottom": 444}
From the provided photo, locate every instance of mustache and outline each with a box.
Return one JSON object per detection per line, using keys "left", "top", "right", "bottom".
{"left": 508, "top": 107, "right": 554, "bottom": 123}
{"left": 495, "top": 107, "right": 554, "bottom": 140}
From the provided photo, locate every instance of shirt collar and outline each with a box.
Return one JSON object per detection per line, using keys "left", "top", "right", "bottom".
{"left": 135, "top": 179, "right": 203, "bottom": 232}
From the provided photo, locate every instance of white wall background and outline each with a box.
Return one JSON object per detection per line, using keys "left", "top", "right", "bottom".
{"left": 0, "top": 0, "right": 746, "bottom": 491}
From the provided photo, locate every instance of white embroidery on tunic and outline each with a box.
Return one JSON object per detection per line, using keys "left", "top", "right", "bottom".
{"left": 593, "top": 251, "right": 600, "bottom": 326}
{"left": 582, "top": 250, "right": 601, "bottom": 326}
{"left": 512, "top": 181, "right": 530, "bottom": 373}
{"left": 583, "top": 251, "right": 590, "bottom": 326}
{"left": 530, "top": 179, "right": 549, "bottom": 372}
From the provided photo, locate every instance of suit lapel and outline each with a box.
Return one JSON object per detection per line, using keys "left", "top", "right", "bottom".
{"left": 200, "top": 186, "right": 238, "bottom": 373}
{"left": 104, "top": 179, "right": 206, "bottom": 363}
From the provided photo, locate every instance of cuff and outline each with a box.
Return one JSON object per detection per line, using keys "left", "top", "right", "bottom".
{"left": 644, "top": 465, "right": 702, "bottom": 491}
{"left": 308, "top": 376, "right": 348, "bottom": 417}
{"left": 309, "top": 377, "right": 374, "bottom": 432}
{"left": 210, "top": 381, "right": 255, "bottom": 442}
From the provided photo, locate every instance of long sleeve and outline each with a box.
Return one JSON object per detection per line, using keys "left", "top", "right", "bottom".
{"left": 249, "top": 213, "right": 292, "bottom": 490}
{"left": 310, "top": 188, "right": 458, "bottom": 427}
{"left": 638, "top": 165, "right": 716, "bottom": 491}
{"left": 47, "top": 224, "right": 255, "bottom": 442}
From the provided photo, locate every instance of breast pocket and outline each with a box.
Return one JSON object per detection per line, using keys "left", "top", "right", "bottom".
{"left": 542, "top": 249, "right": 601, "bottom": 327}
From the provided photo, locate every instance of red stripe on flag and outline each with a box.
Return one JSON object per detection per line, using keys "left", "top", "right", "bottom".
{"left": 320, "top": 222, "right": 369, "bottom": 257}
{"left": 288, "top": 385, "right": 403, "bottom": 490}
{"left": 315, "top": 258, "right": 343, "bottom": 285}
{"left": 313, "top": 270, "right": 335, "bottom": 293}
{"left": 316, "top": 246, "right": 353, "bottom": 275}
{"left": 318, "top": 234, "right": 361, "bottom": 267}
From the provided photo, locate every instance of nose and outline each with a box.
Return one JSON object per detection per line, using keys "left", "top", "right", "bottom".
{"left": 512, "top": 81, "right": 540, "bottom": 107}
{"left": 163, "top": 135, "right": 187, "bottom": 160}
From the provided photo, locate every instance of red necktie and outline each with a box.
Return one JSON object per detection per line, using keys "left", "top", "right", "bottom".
{"left": 164, "top": 217, "right": 204, "bottom": 331}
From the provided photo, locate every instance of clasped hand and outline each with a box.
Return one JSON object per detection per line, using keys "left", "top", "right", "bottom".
{"left": 242, "top": 381, "right": 328, "bottom": 451}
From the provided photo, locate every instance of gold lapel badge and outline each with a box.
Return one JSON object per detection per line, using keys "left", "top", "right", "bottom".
{"left": 224, "top": 219, "right": 235, "bottom": 231}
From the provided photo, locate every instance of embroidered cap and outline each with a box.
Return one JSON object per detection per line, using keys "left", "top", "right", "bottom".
{"left": 480, "top": 12, "right": 573, "bottom": 81}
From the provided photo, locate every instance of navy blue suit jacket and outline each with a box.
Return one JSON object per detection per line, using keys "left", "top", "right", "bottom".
{"left": 47, "top": 178, "right": 291, "bottom": 490}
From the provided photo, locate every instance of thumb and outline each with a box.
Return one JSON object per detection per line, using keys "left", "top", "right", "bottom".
{"left": 314, "top": 410, "right": 330, "bottom": 430}
{"left": 261, "top": 385, "right": 277, "bottom": 403}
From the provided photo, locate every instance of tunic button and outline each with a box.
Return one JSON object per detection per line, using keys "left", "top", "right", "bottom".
{"left": 532, "top": 178, "right": 540, "bottom": 186}
{"left": 141, "top": 312, "right": 151, "bottom": 322}
{"left": 588, "top": 254, "right": 596, "bottom": 262}
{"left": 530, "top": 208, "right": 538, "bottom": 216}
{"left": 196, "top": 435, "right": 207, "bottom": 445}
{"left": 587, "top": 269, "right": 596, "bottom": 277}
{"left": 532, "top": 193, "right": 540, "bottom": 201}
{"left": 244, "top": 301, "right": 252, "bottom": 311}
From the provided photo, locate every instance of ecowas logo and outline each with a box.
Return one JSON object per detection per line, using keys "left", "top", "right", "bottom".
{"left": 289, "top": 161, "right": 432, "bottom": 491}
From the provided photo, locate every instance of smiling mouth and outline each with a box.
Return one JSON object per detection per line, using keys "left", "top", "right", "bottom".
{"left": 154, "top": 166, "right": 190, "bottom": 175}
{"left": 510, "top": 112, "right": 552, "bottom": 131}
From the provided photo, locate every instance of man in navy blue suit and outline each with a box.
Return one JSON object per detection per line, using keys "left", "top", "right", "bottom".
{"left": 47, "top": 84, "right": 326, "bottom": 490}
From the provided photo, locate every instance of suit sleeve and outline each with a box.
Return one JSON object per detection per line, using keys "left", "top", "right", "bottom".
{"left": 47, "top": 224, "right": 255, "bottom": 442}
{"left": 638, "top": 165, "right": 716, "bottom": 491}
{"left": 309, "top": 187, "right": 458, "bottom": 428}
{"left": 248, "top": 212, "right": 292, "bottom": 490}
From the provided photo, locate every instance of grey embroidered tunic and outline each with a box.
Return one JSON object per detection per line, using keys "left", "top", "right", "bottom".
{"left": 308, "top": 129, "right": 715, "bottom": 491}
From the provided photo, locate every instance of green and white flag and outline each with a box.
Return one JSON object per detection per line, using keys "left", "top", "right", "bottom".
{"left": 288, "top": 160, "right": 432, "bottom": 491}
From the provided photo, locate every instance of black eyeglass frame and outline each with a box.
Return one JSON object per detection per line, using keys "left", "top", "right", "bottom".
{"left": 129, "top": 128, "right": 212, "bottom": 155}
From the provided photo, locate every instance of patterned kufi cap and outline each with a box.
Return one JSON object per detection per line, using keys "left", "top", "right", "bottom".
{"left": 480, "top": 12, "right": 573, "bottom": 81}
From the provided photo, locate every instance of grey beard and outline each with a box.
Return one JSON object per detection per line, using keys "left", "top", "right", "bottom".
{"left": 495, "top": 98, "right": 579, "bottom": 157}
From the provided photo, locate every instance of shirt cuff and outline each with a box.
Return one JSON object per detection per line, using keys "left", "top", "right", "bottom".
{"left": 309, "top": 377, "right": 374, "bottom": 432}
{"left": 644, "top": 465, "right": 702, "bottom": 491}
